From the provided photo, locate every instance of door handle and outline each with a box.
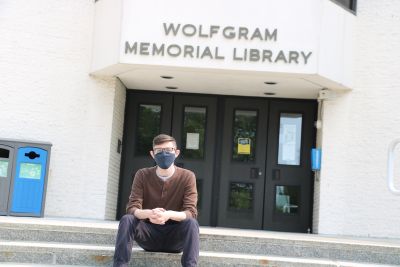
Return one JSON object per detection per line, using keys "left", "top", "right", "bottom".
{"left": 250, "top": 168, "right": 262, "bottom": 179}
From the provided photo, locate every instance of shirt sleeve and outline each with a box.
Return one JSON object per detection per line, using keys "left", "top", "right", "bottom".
{"left": 182, "top": 171, "right": 198, "bottom": 219}
{"left": 126, "top": 169, "right": 144, "bottom": 215}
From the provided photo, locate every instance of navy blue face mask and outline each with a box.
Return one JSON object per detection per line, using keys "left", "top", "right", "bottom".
{"left": 154, "top": 151, "right": 176, "bottom": 169}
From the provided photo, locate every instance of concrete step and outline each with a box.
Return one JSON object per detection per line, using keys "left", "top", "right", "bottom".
{"left": 0, "top": 217, "right": 116, "bottom": 245}
{"left": 0, "top": 264, "right": 90, "bottom": 267}
{"left": 1, "top": 217, "right": 400, "bottom": 265}
{"left": 201, "top": 228, "right": 400, "bottom": 266}
{"left": 0, "top": 240, "right": 398, "bottom": 267}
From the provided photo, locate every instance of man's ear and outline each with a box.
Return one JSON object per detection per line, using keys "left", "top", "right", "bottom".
{"left": 175, "top": 149, "right": 180, "bottom": 157}
{"left": 150, "top": 150, "right": 155, "bottom": 159}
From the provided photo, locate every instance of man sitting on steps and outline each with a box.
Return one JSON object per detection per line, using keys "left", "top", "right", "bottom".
{"left": 113, "top": 134, "right": 200, "bottom": 267}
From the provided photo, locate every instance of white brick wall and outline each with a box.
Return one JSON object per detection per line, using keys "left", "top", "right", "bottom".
{"left": 0, "top": 0, "right": 118, "bottom": 219}
{"left": 105, "top": 79, "right": 126, "bottom": 220}
{"left": 317, "top": 0, "right": 400, "bottom": 238}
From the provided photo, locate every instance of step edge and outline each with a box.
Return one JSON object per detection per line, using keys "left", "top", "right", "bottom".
{"left": 1, "top": 241, "right": 399, "bottom": 266}
{"left": 1, "top": 226, "right": 399, "bottom": 249}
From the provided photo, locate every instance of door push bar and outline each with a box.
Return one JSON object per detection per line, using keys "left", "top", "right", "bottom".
{"left": 387, "top": 138, "right": 400, "bottom": 195}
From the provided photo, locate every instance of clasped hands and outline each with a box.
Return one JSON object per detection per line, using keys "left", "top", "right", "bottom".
{"left": 149, "top": 208, "right": 169, "bottom": 225}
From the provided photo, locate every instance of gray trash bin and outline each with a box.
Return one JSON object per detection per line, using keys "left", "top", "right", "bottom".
{"left": 0, "top": 139, "right": 52, "bottom": 217}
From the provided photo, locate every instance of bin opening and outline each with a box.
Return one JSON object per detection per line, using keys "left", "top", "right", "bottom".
{"left": 25, "top": 151, "right": 40, "bottom": 159}
{"left": 0, "top": 149, "right": 9, "bottom": 158}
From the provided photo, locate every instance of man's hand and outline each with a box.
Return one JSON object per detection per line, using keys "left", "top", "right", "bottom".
{"left": 134, "top": 208, "right": 187, "bottom": 224}
{"left": 149, "top": 208, "right": 169, "bottom": 225}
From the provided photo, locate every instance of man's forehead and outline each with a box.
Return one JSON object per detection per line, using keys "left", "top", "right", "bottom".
{"left": 153, "top": 141, "right": 176, "bottom": 148}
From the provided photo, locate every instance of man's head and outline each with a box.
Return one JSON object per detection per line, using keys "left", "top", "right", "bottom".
{"left": 150, "top": 134, "right": 180, "bottom": 169}
{"left": 152, "top": 134, "right": 177, "bottom": 149}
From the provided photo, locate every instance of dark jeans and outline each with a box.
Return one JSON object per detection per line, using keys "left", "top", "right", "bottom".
{"left": 113, "top": 214, "right": 200, "bottom": 267}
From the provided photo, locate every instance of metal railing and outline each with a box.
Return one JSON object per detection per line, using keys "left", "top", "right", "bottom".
{"left": 387, "top": 138, "right": 400, "bottom": 195}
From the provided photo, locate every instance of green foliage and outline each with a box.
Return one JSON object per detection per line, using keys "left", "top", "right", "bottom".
{"left": 229, "top": 183, "right": 253, "bottom": 210}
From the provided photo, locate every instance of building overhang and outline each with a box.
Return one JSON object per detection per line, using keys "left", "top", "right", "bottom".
{"left": 91, "top": 0, "right": 355, "bottom": 99}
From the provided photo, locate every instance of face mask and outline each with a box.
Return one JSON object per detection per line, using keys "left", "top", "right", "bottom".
{"left": 154, "top": 151, "right": 176, "bottom": 169}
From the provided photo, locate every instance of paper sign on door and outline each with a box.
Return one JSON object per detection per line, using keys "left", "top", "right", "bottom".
{"left": 186, "top": 133, "right": 200, "bottom": 150}
{"left": 238, "top": 138, "right": 251, "bottom": 155}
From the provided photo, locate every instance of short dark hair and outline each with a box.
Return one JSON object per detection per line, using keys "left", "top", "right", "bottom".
{"left": 152, "top": 134, "right": 177, "bottom": 148}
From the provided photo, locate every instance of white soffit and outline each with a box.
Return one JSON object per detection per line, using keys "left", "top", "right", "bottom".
{"left": 117, "top": 65, "right": 331, "bottom": 99}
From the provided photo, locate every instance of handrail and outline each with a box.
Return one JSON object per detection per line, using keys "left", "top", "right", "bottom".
{"left": 387, "top": 138, "right": 400, "bottom": 195}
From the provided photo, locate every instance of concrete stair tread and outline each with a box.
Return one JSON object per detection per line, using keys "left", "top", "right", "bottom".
{"left": 0, "top": 240, "right": 114, "bottom": 251}
{"left": 0, "top": 240, "right": 399, "bottom": 267}
{"left": 1, "top": 217, "right": 400, "bottom": 265}
{"left": 1, "top": 216, "right": 400, "bottom": 248}
{"left": 0, "top": 264, "right": 90, "bottom": 267}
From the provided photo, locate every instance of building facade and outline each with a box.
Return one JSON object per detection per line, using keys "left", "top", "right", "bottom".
{"left": 1, "top": 0, "right": 400, "bottom": 238}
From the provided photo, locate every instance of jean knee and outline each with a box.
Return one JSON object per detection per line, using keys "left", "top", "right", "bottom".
{"left": 119, "top": 214, "right": 136, "bottom": 226}
{"left": 183, "top": 218, "right": 199, "bottom": 231}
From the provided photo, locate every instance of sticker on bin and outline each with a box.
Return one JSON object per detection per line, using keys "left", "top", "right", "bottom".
{"left": 0, "top": 160, "right": 8, "bottom": 177}
{"left": 19, "top": 163, "right": 42, "bottom": 179}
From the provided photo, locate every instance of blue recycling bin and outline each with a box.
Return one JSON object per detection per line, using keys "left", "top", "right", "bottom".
{"left": 0, "top": 139, "right": 51, "bottom": 217}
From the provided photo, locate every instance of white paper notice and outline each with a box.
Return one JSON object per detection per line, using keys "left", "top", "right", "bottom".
{"left": 282, "top": 124, "right": 296, "bottom": 161}
{"left": 186, "top": 133, "right": 200, "bottom": 150}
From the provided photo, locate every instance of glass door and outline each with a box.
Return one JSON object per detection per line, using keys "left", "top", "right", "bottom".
{"left": 117, "top": 92, "right": 173, "bottom": 219}
{"left": 263, "top": 100, "right": 316, "bottom": 232}
{"left": 172, "top": 95, "right": 217, "bottom": 225}
{"left": 118, "top": 92, "right": 217, "bottom": 225}
{"left": 118, "top": 92, "right": 317, "bottom": 232}
{"left": 217, "top": 98, "right": 269, "bottom": 229}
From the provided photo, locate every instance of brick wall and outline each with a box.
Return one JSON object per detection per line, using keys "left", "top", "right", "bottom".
{"left": 0, "top": 0, "right": 117, "bottom": 219}
{"left": 317, "top": 0, "right": 400, "bottom": 238}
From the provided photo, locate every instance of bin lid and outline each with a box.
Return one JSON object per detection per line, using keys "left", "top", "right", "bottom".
{"left": 0, "top": 138, "right": 52, "bottom": 146}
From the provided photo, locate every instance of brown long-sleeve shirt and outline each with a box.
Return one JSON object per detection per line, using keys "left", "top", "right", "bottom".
{"left": 126, "top": 166, "right": 198, "bottom": 219}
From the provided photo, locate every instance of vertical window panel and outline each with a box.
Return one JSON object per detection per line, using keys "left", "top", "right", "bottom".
{"left": 278, "top": 113, "right": 302, "bottom": 166}
{"left": 135, "top": 104, "right": 161, "bottom": 156}
{"left": 196, "top": 179, "right": 203, "bottom": 209}
{"left": 232, "top": 110, "right": 258, "bottom": 162}
{"left": 229, "top": 182, "right": 254, "bottom": 211}
{"left": 275, "top": 185, "right": 300, "bottom": 214}
{"left": 181, "top": 107, "right": 206, "bottom": 160}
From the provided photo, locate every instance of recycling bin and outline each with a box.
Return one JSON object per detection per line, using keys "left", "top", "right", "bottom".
{"left": 0, "top": 139, "right": 51, "bottom": 217}
{"left": 0, "top": 144, "right": 14, "bottom": 215}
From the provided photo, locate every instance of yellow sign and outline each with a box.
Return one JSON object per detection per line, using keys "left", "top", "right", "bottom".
{"left": 238, "top": 138, "right": 251, "bottom": 155}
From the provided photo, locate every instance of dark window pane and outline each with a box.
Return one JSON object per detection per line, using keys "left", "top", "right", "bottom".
{"left": 232, "top": 110, "right": 258, "bottom": 162}
{"left": 278, "top": 113, "right": 302, "bottom": 166}
{"left": 275, "top": 185, "right": 300, "bottom": 214}
{"left": 135, "top": 104, "right": 161, "bottom": 156}
{"left": 229, "top": 182, "right": 254, "bottom": 211}
{"left": 181, "top": 107, "right": 206, "bottom": 160}
{"left": 196, "top": 179, "right": 202, "bottom": 209}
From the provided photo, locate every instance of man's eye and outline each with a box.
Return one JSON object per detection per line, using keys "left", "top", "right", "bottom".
{"left": 154, "top": 148, "right": 175, "bottom": 154}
